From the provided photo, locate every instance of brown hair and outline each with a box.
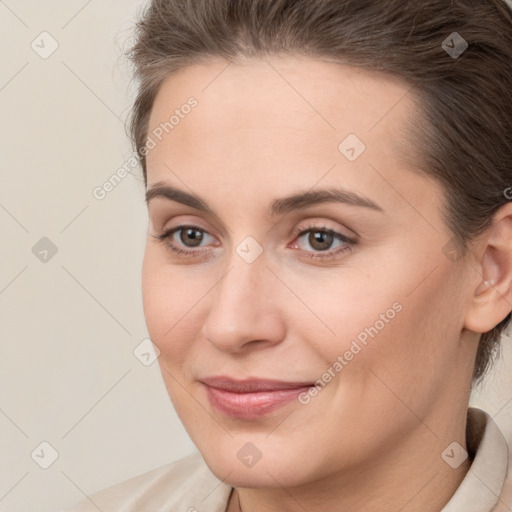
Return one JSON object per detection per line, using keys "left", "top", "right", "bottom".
{"left": 126, "top": 0, "right": 512, "bottom": 384}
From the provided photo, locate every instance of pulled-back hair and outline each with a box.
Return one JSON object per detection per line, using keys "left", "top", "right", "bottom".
{"left": 126, "top": 0, "right": 512, "bottom": 384}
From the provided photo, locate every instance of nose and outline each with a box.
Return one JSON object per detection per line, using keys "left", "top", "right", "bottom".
{"left": 200, "top": 251, "right": 286, "bottom": 354}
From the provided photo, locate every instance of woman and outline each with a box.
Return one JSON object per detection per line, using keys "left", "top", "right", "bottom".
{"left": 67, "top": 0, "right": 512, "bottom": 510}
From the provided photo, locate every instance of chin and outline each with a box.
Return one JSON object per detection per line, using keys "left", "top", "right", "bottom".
{"left": 196, "top": 439, "right": 322, "bottom": 489}
{"left": 205, "top": 456, "right": 305, "bottom": 488}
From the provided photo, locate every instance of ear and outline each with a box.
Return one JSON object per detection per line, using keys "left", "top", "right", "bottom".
{"left": 464, "top": 202, "right": 512, "bottom": 334}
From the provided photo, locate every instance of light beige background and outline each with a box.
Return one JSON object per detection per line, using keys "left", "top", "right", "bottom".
{"left": 0, "top": 2, "right": 511, "bottom": 511}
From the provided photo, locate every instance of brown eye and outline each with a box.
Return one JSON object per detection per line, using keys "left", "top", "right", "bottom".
{"left": 179, "top": 227, "right": 205, "bottom": 247}
{"left": 291, "top": 224, "right": 356, "bottom": 261}
{"left": 153, "top": 224, "right": 215, "bottom": 257}
{"left": 308, "top": 230, "right": 334, "bottom": 251}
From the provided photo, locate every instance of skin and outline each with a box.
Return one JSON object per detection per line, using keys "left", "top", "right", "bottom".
{"left": 141, "top": 55, "right": 512, "bottom": 512}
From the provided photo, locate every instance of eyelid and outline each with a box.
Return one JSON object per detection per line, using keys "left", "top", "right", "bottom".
{"left": 291, "top": 220, "right": 357, "bottom": 241}
{"left": 158, "top": 218, "right": 355, "bottom": 246}
{"left": 149, "top": 207, "right": 229, "bottom": 240}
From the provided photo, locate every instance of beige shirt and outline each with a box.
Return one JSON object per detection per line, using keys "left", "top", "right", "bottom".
{"left": 66, "top": 407, "right": 510, "bottom": 512}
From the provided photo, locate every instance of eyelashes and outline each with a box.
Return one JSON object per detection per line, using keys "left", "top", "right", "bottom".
{"left": 153, "top": 223, "right": 357, "bottom": 262}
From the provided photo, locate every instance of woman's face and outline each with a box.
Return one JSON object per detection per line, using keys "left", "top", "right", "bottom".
{"left": 141, "top": 56, "right": 475, "bottom": 488}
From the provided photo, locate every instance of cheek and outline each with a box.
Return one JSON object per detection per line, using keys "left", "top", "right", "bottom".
{"left": 339, "top": 263, "right": 464, "bottom": 413}
{"left": 277, "top": 265, "right": 405, "bottom": 364}
{"left": 303, "top": 255, "right": 459, "bottom": 388}
{"left": 141, "top": 248, "right": 193, "bottom": 362}
{"left": 142, "top": 245, "right": 245, "bottom": 374}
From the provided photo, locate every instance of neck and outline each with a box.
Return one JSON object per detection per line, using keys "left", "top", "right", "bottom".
{"left": 229, "top": 408, "right": 472, "bottom": 512}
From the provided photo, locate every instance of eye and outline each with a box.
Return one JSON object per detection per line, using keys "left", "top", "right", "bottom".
{"left": 290, "top": 224, "right": 356, "bottom": 261}
{"left": 153, "top": 225, "right": 216, "bottom": 257}
{"left": 152, "top": 223, "right": 356, "bottom": 262}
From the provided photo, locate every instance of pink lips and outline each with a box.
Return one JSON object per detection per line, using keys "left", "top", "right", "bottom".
{"left": 201, "top": 376, "right": 313, "bottom": 419}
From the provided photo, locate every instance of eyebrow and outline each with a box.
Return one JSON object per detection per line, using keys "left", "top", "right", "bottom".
{"left": 145, "top": 182, "right": 384, "bottom": 217}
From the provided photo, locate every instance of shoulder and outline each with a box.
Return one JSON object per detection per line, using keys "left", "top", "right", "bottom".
{"left": 494, "top": 432, "right": 512, "bottom": 512}
{"left": 65, "top": 452, "right": 233, "bottom": 512}
{"left": 442, "top": 407, "right": 511, "bottom": 512}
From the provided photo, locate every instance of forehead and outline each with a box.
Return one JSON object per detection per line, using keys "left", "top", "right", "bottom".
{"left": 144, "top": 56, "right": 438, "bottom": 218}
{"left": 147, "top": 55, "right": 419, "bottom": 170}
{"left": 148, "top": 55, "right": 416, "bottom": 137}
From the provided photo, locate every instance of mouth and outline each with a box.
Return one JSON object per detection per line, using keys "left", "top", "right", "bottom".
{"left": 200, "top": 376, "right": 314, "bottom": 419}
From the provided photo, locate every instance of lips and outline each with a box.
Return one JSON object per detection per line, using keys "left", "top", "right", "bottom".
{"left": 201, "top": 376, "right": 314, "bottom": 419}
{"left": 201, "top": 376, "right": 314, "bottom": 392}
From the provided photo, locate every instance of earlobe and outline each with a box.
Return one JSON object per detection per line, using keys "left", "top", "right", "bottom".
{"left": 464, "top": 203, "right": 512, "bottom": 334}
